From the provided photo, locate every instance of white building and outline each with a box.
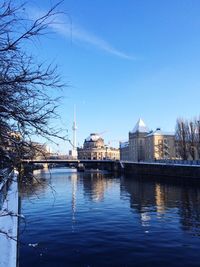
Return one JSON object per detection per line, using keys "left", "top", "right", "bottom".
{"left": 145, "top": 128, "right": 176, "bottom": 160}
{"left": 121, "top": 118, "right": 176, "bottom": 162}
{"left": 129, "top": 118, "right": 149, "bottom": 162}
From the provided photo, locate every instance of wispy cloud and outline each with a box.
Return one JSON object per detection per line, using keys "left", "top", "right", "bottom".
{"left": 51, "top": 21, "right": 135, "bottom": 60}
{"left": 28, "top": 7, "right": 135, "bottom": 60}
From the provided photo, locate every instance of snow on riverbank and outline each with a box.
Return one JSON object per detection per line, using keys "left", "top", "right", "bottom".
{"left": 0, "top": 170, "right": 19, "bottom": 267}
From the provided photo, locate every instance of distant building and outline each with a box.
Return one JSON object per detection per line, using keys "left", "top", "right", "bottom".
{"left": 78, "top": 133, "right": 119, "bottom": 160}
{"left": 1, "top": 131, "right": 21, "bottom": 152}
{"left": 145, "top": 128, "right": 176, "bottom": 160}
{"left": 26, "top": 142, "right": 52, "bottom": 160}
{"left": 121, "top": 118, "right": 176, "bottom": 162}
{"left": 119, "top": 141, "right": 129, "bottom": 161}
{"left": 0, "top": 131, "right": 22, "bottom": 165}
{"left": 129, "top": 118, "right": 149, "bottom": 161}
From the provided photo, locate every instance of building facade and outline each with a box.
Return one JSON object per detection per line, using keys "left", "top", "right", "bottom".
{"left": 145, "top": 129, "right": 176, "bottom": 160}
{"left": 120, "top": 119, "right": 176, "bottom": 162}
{"left": 78, "top": 133, "right": 120, "bottom": 160}
{"left": 129, "top": 118, "right": 149, "bottom": 161}
{"left": 119, "top": 141, "right": 129, "bottom": 161}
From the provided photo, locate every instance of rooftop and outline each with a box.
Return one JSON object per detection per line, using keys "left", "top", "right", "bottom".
{"left": 85, "top": 133, "right": 102, "bottom": 142}
{"left": 146, "top": 128, "right": 174, "bottom": 137}
{"left": 131, "top": 118, "right": 149, "bottom": 133}
{"left": 120, "top": 141, "right": 129, "bottom": 148}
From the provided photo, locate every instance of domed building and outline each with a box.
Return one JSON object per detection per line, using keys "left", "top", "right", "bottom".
{"left": 78, "top": 133, "right": 119, "bottom": 160}
{"left": 83, "top": 133, "right": 104, "bottom": 149}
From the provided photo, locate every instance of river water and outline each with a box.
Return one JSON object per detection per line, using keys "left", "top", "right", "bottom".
{"left": 19, "top": 168, "right": 200, "bottom": 267}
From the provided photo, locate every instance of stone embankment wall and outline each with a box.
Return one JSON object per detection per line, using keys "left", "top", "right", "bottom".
{"left": 121, "top": 162, "right": 200, "bottom": 179}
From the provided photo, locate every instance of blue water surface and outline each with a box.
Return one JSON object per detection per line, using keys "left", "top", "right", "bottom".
{"left": 19, "top": 168, "right": 200, "bottom": 267}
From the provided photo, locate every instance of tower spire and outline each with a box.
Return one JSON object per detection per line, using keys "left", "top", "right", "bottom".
{"left": 72, "top": 105, "right": 78, "bottom": 159}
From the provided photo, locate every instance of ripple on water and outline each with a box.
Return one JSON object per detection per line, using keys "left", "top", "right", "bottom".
{"left": 19, "top": 170, "right": 200, "bottom": 267}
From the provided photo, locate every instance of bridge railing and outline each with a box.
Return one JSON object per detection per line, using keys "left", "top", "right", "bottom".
{"left": 144, "top": 159, "right": 200, "bottom": 166}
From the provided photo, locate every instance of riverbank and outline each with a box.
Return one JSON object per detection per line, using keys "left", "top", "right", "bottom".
{"left": 0, "top": 169, "right": 19, "bottom": 267}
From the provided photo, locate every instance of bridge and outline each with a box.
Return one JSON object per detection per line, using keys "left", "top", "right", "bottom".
{"left": 21, "top": 159, "right": 200, "bottom": 180}
{"left": 22, "top": 159, "right": 118, "bottom": 164}
{"left": 21, "top": 159, "right": 122, "bottom": 172}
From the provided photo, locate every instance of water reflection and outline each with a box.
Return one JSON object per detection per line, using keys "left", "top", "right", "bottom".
{"left": 20, "top": 169, "right": 200, "bottom": 236}
{"left": 82, "top": 172, "right": 114, "bottom": 202}
{"left": 179, "top": 188, "right": 200, "bottom": 235}
{"left": 19, "top": 169, "right": 200, "bottom": 267}
{"left": 71, "top": 173, "right": 77, "bottom": 232}
{"left": 121, "top": 175, "right": 200, "bottom": 235}
{"left": 19, "top": 169, "right": 49, "bottom": 198}
{"left": 155, "top": 183, "right": 171, "bottom": 216}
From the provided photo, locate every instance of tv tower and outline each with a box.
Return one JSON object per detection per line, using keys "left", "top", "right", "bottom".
{"left": 72, "top": 105, "right": 78, "bottom": 159}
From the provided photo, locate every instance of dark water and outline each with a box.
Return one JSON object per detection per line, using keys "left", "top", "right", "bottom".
{"left": 19, "top": 168, "right": 200, "bottom": 267}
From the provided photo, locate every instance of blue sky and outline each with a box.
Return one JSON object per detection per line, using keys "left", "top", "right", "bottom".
{"left": 25, "top": 0, "right": 200, "bottom": 153}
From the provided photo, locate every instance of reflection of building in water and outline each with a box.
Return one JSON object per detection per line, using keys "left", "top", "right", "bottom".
{"left": 155, "top": 183, "right": 166, "bottom": 215}
{"left": 82, "top": 172, "right": 113, "bottom": 202}
{"left": 179, "top": 188, "right": 200, "bottom": 236}
{"left": 120, "top": 177, "right": 156, "bottom": 227}
{"left": 121, "top": 176, "right": 200, "bottom": 235}
{"left": 154, "top": 183, "right": 178, "bottom": 215}
{"left": 140, "top": 212, "right": 151, "bottom": 227}
{"left": 121, "top": 177, "right": 156, "bottom": 212}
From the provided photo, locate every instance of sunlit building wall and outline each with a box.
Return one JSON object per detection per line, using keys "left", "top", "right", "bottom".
{"left": 145, "top": 129, "right": 176, "bottom": 160}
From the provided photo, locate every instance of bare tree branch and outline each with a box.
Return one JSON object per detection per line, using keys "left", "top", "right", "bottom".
{"left": 0, "top": 0, "right": 67, "bottom": 167}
